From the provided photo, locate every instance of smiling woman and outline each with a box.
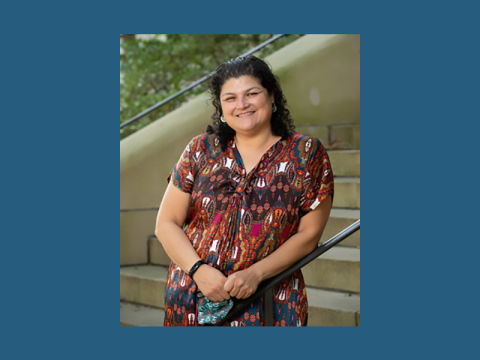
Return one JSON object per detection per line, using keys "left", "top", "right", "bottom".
{"left": 219, "top": 76, "right": 279, "bottom": 173}
{"left": 220, "top": 76, "right": 274, "bottom": 134}
{"left": 155, "top": 55, "right": 334, "bottom": 326}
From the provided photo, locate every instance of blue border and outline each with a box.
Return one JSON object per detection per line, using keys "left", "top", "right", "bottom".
{"left": 6, "top": 0, "right": 469, "bottom": 358}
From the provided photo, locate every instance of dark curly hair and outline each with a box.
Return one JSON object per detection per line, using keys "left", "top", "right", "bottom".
{"left": 206, "top": 55, "right": 295, "bottom": 146}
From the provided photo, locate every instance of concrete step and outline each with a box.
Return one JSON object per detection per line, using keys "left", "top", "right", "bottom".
{"left": 327, "top": 150, "right": 360, "bottom": 177}
{"left": 302, "top": 246, "right": 360, "bottom": 293}
{"left": 333, "top": 177, "right": 360, "bottom": 209}
{"left": 328, "top": 124, "right": 360, "bottom": 150}
{"left": 322, "top": 208, "right": 360, "bottom": 247}
{"left": 306, "top": 287, "right": 360, "bottom": 326}
{"left": 121, "top": 264, "right": 359, "bottom": 326}
{"left": 120, "top": 265, "right": 168, "bottom": 308}
{"left": 120, "top": 300, "right": 164, "bottom": 326}
{"left": 295, "top": 124, "right": 360, "bottom": 150}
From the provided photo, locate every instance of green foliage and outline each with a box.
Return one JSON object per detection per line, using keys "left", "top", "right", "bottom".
{"left": 120, "top": 34, "right": 303, "bottom": 139}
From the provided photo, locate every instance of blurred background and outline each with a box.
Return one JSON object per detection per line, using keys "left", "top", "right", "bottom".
{"left": 120, "top": 34, "right": 303, "bottom": 139}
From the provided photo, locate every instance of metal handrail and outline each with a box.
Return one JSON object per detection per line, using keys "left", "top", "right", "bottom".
{"left": 120, "top": 34, "right": 286, "bottom": 130}
{"left": 211, "top": 219, "right": 360, "bottom": 326}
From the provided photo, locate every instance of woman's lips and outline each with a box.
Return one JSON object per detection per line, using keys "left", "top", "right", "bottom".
{"left": 237, "top": 111, "right": 255, "bottom": 117}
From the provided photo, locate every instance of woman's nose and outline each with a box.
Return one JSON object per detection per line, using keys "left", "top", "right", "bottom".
{"left": 237, "top": 96, "right": 248, "bottom": 109}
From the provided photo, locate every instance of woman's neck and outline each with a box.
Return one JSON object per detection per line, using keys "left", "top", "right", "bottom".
{"left": 234, "top": 131, "right": 281, "bottom": 152}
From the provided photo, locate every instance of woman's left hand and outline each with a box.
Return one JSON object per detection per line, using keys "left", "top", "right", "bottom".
{"left": 224, "top": 269, "right": 261, "bottom": 299}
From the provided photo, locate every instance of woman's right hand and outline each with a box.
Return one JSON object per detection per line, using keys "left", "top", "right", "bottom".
{"left": 193, "top": 265, "right": 231, "bottom": 302}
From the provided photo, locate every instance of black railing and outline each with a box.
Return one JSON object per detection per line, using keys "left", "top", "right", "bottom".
{"left": 211, "top": 219, "right": 360, "bottom": 326}
{"left": 120, "top": 34, "right": 286, "bottom": 131}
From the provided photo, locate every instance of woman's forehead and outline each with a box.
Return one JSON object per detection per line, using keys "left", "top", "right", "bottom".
{"left": 220, "top": 75, "right": 264, "bottom": 95}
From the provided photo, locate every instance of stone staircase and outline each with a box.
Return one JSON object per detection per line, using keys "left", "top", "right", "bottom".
{"left": 120, "top": 147, "right": 360, "bottom": 326}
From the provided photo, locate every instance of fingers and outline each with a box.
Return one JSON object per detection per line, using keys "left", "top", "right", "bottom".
{"left": 236, "top": 288, "right": 254, "bottom": 299}
{"left": 214, "top": 271, "right": 231, "bottom": 301}
{"left": 204, "top": 287, "right": 230, "bottom": 302}
{"left": 224, "top": 277, "right": 239, "bottom": 297}
{"left": 224, "top": 275, "right": 239, "bottom": 298}
{"left": 198, "top": 266, "right": 231, "bottom": 302}
{"left": 219, "top": 288, "right": 231, "bottom": 301}
{"left": 223, "top": 277, "right": 234, "bottom": 293}
{"left": 195, "top": 266, "right": 260, "bottom": 302}
{"left": 224, "top": 273, "right": 255, "bottom": 299}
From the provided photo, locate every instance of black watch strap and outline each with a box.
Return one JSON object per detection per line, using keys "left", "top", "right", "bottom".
{"left": 188, "top": 260, "right": 206, "bottom": 279}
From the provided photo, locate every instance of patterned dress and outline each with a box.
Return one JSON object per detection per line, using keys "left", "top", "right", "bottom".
{"left": 164, "top": 131, "right": 334, "bottom": 326}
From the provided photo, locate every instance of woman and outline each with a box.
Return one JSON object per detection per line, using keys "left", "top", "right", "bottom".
{"left": 155, "top": 56, "right": 334, "bottom": 326}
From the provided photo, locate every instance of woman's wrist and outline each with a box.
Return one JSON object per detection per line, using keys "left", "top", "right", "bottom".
{"left": 188, "top": 259, "right": 206, "bottom": 279}
{"left": 247, "top": 263, "right": 266, "bottom": 282}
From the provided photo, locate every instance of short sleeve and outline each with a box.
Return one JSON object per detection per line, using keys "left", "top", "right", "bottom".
{"left": 299, "top": 138, "right": 334, "bottom": 217}
{"left": 167, "top": 136, "right": 200, "bottom": 194}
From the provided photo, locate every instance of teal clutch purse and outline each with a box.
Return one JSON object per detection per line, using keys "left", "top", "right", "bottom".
{"left": 197, "top": 292, "right": 234, "bottom": 325}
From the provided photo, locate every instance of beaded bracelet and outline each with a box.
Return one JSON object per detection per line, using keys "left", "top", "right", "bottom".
{"left": 188, "top": 260, "right": 206, "bottom": 279}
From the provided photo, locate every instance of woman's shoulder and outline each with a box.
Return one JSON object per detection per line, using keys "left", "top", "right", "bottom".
{"left": 186, "top": 132, "right": 225, "bottom": 158}
{"left": 188, "top": 132, "right": 211, "bottom": 144}
{"left": 186, "top": 132, "right": 217, "bottom": 148}
{"left": 288, "top": 131, "right": 327, "bottom": 151}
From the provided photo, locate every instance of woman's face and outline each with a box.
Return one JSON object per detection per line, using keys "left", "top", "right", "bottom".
{"left": 220, "top": 75, "right": 274, "bottom": 136}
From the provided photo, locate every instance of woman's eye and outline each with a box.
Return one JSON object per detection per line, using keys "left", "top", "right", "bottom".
{"left": 248, "top": 92, "right": 258, "bottom": 96}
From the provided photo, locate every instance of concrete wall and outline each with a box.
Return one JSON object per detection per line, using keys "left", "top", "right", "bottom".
{"left": 120, "top": 34, "right": 360, "bottom": 266}
{"left": 269, "top": 34, "right": 360, "bottom": 149}
{"left": 120, "top": 95, "right": 214, "bottom": 265}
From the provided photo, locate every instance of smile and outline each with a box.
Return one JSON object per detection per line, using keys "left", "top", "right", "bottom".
{"left": 237, "top": 111, "right": 255, "bottom": 117}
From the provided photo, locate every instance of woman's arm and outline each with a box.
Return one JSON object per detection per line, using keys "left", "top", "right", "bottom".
{"left": 155, "top": 182, "right": 231, "bottom": 302}
{"left": 223, "top": 195, "right": 332, "bottom": 299}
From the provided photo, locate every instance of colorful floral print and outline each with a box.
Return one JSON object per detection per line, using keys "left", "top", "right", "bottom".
{"left": 164, "top": 132, "right": 334, "bottom": 326}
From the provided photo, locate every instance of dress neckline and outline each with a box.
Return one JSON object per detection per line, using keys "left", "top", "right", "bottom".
{"left": 229, "top": 135, "right": 288, "bottom": 177}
